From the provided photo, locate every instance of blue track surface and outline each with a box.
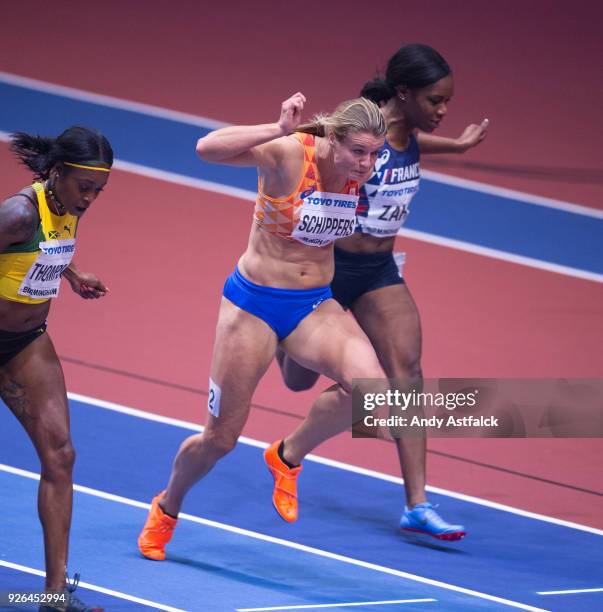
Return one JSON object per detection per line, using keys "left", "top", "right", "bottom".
{"left": 0, "top": 565, "right": 153, "bottom": 611}
{"left": 1, "top": 78, "right": 602, "bottom": 276}
{"left": 1, "top": 398, "right": 602, "bottom": 611}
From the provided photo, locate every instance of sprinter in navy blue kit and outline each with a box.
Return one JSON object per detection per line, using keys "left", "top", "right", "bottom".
{"left": 276, "top": 44, "right": 489, "bottom": 540}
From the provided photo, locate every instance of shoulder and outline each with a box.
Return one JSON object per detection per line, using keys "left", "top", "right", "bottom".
{"left": 0, "top": 189, "right": 40, "bottom": 243}
{"left": 265, "top": 133, "right": 303, "bottom": 160}
{"left": 257, "top": 133, "right": 303, "bottom": 175}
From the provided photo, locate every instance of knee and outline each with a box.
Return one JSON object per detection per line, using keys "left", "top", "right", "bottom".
{"left": 341, "top": 341, "right": 386, "bottom": 389}
{"left": 284, "top": 376, "right": 318, "bottom": 392}
{"left": 199, "top": 429, "right": 238, "bottom": 460}
{"left": 391, "top": 358, "right": 423, "bottom": 381}
{"left": 279, "top": 354, "right": 319, "bottom": 392}
{"left": 383, "top": 343, "right": 422, "bottom": 380}
{"left": 40, "top": 438, "right": 75, "bottom": 480}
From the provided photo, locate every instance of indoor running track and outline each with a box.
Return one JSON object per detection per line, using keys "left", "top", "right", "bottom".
{"left": 1, "top": 395, "right": 601, "bottom": 612}
{"left": 1, "top": 7, "right": 603, "bottom": 610}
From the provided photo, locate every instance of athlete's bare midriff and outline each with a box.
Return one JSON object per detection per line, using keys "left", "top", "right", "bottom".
{"left": 0, "top": 297, "right": 50, "bottom": 331}
{"left": 238, "top": 223, "right": 335, "bottom": 289}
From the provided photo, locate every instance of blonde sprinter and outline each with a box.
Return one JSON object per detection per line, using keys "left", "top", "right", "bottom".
{"left": 138, "top": 94, "right": 388, "bottom": 559}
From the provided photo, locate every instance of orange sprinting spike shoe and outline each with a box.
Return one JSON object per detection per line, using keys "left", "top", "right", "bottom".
{"left": 264, "top": 440, "right": 302, "bottom": 523}
{"left": 138, "top": 491, "right": 177, "bottom": 561}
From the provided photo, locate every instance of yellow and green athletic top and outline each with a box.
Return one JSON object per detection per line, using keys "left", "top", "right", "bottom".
{"left": 0, "top": 182, "right": 78, "bottom": 304}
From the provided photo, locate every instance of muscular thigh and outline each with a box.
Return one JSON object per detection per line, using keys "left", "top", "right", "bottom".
{"left": 0, "top": 332, "right": 70, "bottom": 451}
{"left": 281, "top": 299, "right": 384, "bottom": 388}
{"left": 206, "top": 298, "right": 278, "bottom": 434}
{"left": 352, "top": 283, "right": 422, "bottom": 378}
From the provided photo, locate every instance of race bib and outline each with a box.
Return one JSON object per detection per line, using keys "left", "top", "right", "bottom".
{"left": 292, "top": 189, "right": 358, "bottom": 247}
{"left": 357, "top": 178, "right": 419, "bottom": 237}
{"left": 18, "top": 239, "right": 76, "bottom": 300}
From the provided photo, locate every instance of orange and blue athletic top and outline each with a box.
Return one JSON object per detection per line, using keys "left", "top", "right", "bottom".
{"left": 0, "top": 182, "right": 78, "bottom": 304}
{"left": 254, "top": 132, "right": 359, "bottom": 247}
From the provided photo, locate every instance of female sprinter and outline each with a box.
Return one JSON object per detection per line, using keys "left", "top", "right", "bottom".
{"left": 1, "top": 126, "right": 112, "bottom": 610}
{"left": 275, "top": 44, "right": 489, "bottom": 541}
{"left": 138, "top": 94, "right": 388, "bottom": 560}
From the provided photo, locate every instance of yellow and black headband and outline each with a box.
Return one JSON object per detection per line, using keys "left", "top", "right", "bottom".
{"left": 64, "top": 161, "right": 111, "bottom": 173}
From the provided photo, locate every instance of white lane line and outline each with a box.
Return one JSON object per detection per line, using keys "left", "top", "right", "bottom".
{"left": 398, "top": 228, "right": 603, "bottom": 283}
{"left": 421, "top": 169, "right": 603, "bottom": 220}
{"left": 537, "top": 587, "right": 603, "bottom": 595}
{"left": 1, "top": 70, "right": 601, "bottom": 220}
{"left": 0, "top": 71, "right": 226, "bottom": 129}
{"left": 65, "top": 391, "right": 603, "bottom": 537}
{"left": 114, "top": 159, "right": 257, "bottom": 201}
{"left": 0, "top": 560, "right": 185, "bottom": 611}
{"left": 0, "top": 132, "right": 600, "bottom": 283}
{"left": 236, "top": 599, "right": 437, "bottom": 611}
{"left": 0, "top": 463, "right": 548, "bottom": 612}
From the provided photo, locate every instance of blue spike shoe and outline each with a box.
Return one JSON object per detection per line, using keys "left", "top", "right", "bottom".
{"left": 400, "top": 503, "right": 466, "bottom": 541}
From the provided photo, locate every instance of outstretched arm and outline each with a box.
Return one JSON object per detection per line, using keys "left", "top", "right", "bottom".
{"left": 195, "top": 92, "right": 306, "bottom": 167}
{"left": 417, "top": 118, "right": 489, "bottom": 154}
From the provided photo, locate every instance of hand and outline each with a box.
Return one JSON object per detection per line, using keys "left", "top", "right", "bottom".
{"left": 456, "top": 118, "right": 489, "bottom": 151}
{"left": 277, "top": 92, "right": 306, "bottom": 134}
{"left": 67, "top": 271, "right": 109, "bottom": 299}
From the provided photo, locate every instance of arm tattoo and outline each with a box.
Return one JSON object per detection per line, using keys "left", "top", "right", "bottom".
{"left": 0, "top": 197, "right": 38, "bottom": 242}
{"left": 7, "top": 212, "right": 36, "bottom": 237}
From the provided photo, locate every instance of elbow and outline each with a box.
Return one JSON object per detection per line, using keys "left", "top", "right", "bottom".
{"left": 196, "top": 136, "right": 224, "bottom": 162}
{"left": 196, "top": 137, "right": 210, "bottom": 160}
